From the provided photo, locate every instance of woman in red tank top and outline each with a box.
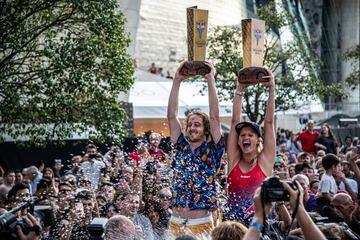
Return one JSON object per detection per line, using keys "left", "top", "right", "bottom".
{"left": 223, "top": 69, "right": 276, "bottom": 226}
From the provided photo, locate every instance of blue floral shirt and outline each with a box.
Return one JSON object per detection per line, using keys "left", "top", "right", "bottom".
{"left": 171, "top": 133, "right": 225, "bottom": 210}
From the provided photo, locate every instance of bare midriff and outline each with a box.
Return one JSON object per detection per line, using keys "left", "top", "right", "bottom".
{"left": 172, "top": 206, "right": 211, "bottom": 219}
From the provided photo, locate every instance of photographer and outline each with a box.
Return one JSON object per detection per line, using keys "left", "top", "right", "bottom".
{"left": 7, "top": 183, "right": 31, "bottom": 212}
{"left": 243, "top": 179, "right": 326, "bottom": 240}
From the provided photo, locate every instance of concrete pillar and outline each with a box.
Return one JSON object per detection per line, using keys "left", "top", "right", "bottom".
{"left": 118, "top": 0, "right": 142, "bottom": 101}
{"left": 340, "top": 0, "right": 360, "bottom": 113}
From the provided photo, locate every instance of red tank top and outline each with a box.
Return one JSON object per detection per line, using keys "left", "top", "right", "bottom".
{"left": 227, "top": 161, "right": 266, "bottom": 202}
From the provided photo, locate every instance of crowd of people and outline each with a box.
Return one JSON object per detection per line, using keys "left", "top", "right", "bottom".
{"left": 0, "top": 62, "right": 360, "bottom": 240}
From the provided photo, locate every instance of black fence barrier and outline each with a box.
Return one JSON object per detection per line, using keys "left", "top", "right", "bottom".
{"left": 0, "top": 137, "right": 172, "bottom": 171}
{"left": 332, "top": 127, "right": 360, "bottom": 145}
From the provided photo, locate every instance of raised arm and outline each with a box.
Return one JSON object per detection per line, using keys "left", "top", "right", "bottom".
{"left": 167, "top": 64, "right": 188, "bottom": 143}
{"left": 204, "top": 62, "right": 222, "bottom": 144}
{"left": 348, "top": 150, "right": 360, "bottom": 187}
{"left": 227, "top": 81, "right": 247, "bottom": 172}
{"left": 259, "top": 71, "right": 276, "bottom": 176}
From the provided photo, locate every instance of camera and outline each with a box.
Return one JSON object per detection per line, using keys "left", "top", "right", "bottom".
{"left": 261, "top": 176, "right": 296, "bottom": 202}
{"left": 87, "top": 217, "right": 108, "bottom": 240}
{"left": 0, "top": 199, "right": 55, "bottom": 240}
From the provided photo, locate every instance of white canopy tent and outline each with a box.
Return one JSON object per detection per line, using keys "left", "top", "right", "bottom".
{"left": 129, "top": 69, "right": 233, "bottom": 119}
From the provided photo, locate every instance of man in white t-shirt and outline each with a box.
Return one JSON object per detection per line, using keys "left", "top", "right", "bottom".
{"left": 80, "top": 144, "right": 105, "bottom": 190}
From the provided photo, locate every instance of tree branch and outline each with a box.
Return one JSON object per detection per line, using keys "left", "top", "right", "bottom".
{"left": 0, "top": 7, "right": 76, "bottom": 70}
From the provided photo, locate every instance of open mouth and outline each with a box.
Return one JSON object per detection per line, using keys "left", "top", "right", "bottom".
{"left": 242, "top": 141, "right": 251, "bottom": 149}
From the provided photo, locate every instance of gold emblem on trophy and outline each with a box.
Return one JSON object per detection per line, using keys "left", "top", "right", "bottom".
{"left": 238, "top": 18, "right": 269, "bottom": 84}
{"left": 179, "top": 6, "right": 211, "bottom": 77}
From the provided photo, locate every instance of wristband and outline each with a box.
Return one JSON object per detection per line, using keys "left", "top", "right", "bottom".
{"left": 235, "top": 90, "right": 243, "bottom": 96}
{"left": 249, "top": 221, "right": 264, "bottom": 231}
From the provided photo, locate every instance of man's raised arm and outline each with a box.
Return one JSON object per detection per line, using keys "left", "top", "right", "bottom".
{"left": 167, "top": 63, "right": 188, "bottom": 143}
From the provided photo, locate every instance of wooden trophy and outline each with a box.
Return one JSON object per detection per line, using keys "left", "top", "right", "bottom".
{"left": 238, "top": 18, "right": 269, "bottom": 84}
{"left": 179, "top": 6, "right": 211, "bottom": 77}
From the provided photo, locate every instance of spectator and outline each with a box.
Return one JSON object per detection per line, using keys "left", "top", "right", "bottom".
{"left": 310, "top": 180, "right": 320, "bottom": 195}
{"left": 166, "top": 70, "right": 173, "bottom": 79}
{"left": 0, "top": 170, "right": 15, "bottom": 203}
{"left": 288, "top": 163, "right": 296, "bottom": 178}
{"left": 144, "top": 201, "right": 168, "bottom": 239}
{"left": 119, "top": 191, "right": 154, "bottom": 240}
{"left": 317, "top": 153, "right": 340, "bottom": 211}
{"left": 43, "top": 167, "right": 54, "bottom": 179}
{"left": 297, "top": 152, "right": 311, "bottom": 164}
{"left": 99, "top": 182, "right": 116, "bottom": 203}
{"left": 14, "top": 169, "right": 23, "bottom": 185}
{"left": 158, "top": 67, "right": 164, "bottom": 77}
{"left": 51, "top": 189, "right": 96, "bottom": 240}
{"left": 292, "top": 174, "right": 317, "bottom": 212}
{"left": 65, "top": 155, "right": 82, "bottom": 177}
{"left": 52, "top": 159, "right": 63, "bottom": 179}
{"left": 35, "top": 176, "right": 53, "bottom": 197}
{"left": 211, "top": 221, "right": 247, "bottom": 240}
{"left": 35, "top": 160, "right": 45, "bottom": 174}
{"left": 314, "top": 124, "right": 338, "bottom": 154}
{"left": 156, "top": 187, "right": 173, "bottom": 215}
{"left": 317, "top": 223, "right": 345, "bottom": 240}
{"left": 104, "top": 215, "right": 136, "bottom": 240}
{"left": 299, "top": 162, "right": 315, "bottom": 180}
{"left": 149, "top": 62, "right": 158, "bottom": 74}
{"left": 148, "top": 132, "right": 167, "bottom": 162}
{"left": 26, "top": 166, "right": 42, "bottom": 194}
{"left": 339, "top": 135, "right": 353, "bottom": 154}
{"left": 335, "top": 169, "right": 358, "bottom": 202}
{"left": 105, "top": 203, "right": 119, "bottom": 219}
{"left": 80, "top": 144, "right": 105, "bottom": 190}
{"left": 7, "top": 183, "right": 31, "bottom": 210}
{"left": 330, "top": 193, "right": 360, "bottom": 236}
{"left": 295, "top": 120, "right": 319, "bottom": 154}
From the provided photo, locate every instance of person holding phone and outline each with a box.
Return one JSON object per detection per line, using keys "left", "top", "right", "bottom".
{"left": 224, "top": 70, "right": 276, "bottom": 226}
{"left": 80, "top": 144, "right": 105, "bottom": 190}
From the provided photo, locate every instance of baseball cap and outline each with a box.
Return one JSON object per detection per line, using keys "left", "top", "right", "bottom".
{"left": 235, "top": 121, "right": 261, "bottom": 137}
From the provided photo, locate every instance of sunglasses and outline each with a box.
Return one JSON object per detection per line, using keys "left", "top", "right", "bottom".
{"left": 274, "top": 164, "right": 284, "bottom": 168}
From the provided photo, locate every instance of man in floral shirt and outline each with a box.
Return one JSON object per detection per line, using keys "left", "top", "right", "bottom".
{"left": 167, "top": 62, "right": 224, "bottom": 237}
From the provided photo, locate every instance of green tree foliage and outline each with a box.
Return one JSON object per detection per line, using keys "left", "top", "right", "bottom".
{"left": 207, "top": 2, "right": 343, "bottom": 124}
{"left": 343, "top": 44, "right": 360, "bottom": 89}
{"left": 0, "top": 0, "right": 134, "bottom": 145}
